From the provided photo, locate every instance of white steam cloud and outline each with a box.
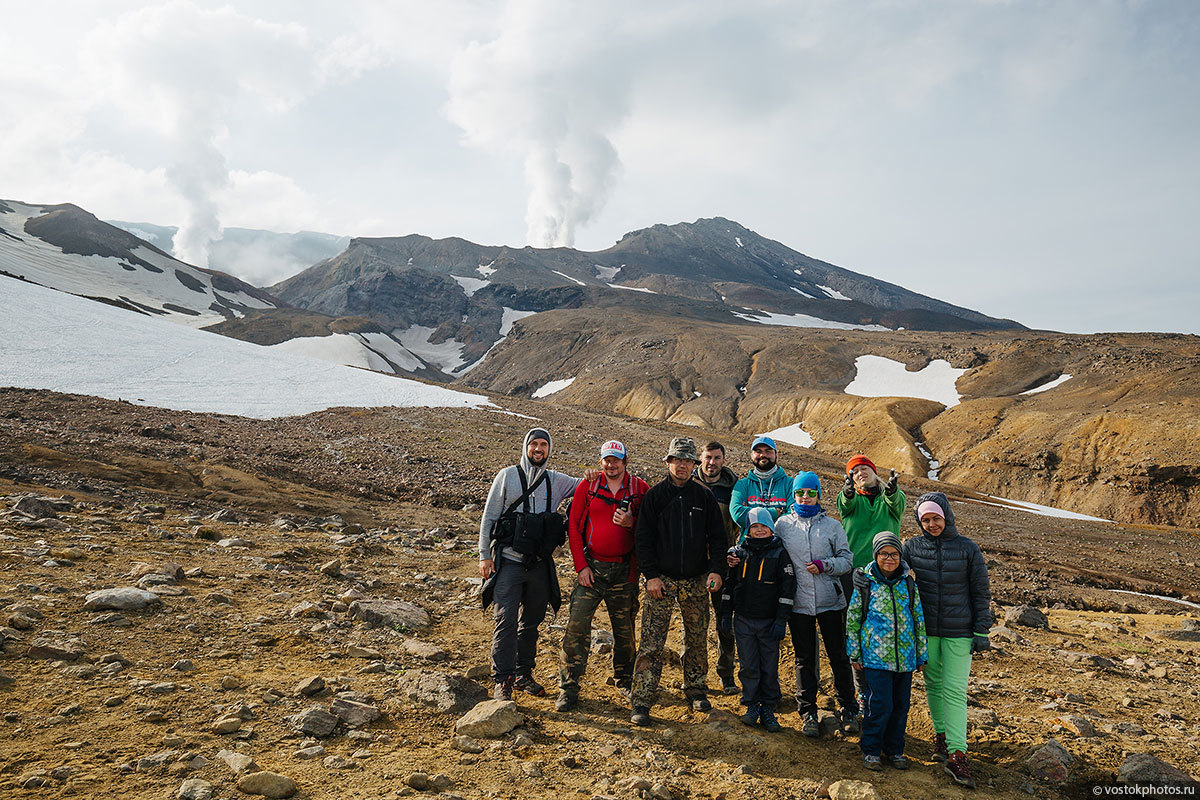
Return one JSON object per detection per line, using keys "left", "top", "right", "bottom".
{"left": 446, "top": 1, "right": 631, "bottom": 248}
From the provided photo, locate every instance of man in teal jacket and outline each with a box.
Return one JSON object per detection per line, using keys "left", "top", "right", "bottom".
{"left": 730, "top": 436, "right": 791, "bottom": 542}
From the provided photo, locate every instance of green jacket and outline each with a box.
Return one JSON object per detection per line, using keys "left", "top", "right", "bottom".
{"left": 836, "top": 486, "right": 907, "bottom": 568}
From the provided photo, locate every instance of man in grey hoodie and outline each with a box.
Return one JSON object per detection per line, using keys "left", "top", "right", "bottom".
{"left": 480, "top": 428, "right": 583, "bottom": 701}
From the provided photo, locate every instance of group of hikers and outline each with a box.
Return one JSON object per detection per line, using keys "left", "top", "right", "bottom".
{"left": 478, "top": 428, "right": 993, "bottom": 789}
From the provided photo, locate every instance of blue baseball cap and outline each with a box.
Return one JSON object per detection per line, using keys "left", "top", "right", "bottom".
{"left": 751, "top": 435, "right": 777, "bottom": 451}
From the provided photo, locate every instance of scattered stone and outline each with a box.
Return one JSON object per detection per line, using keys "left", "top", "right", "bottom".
{"left": 320, "top": 559, "right": 342, "bottom": 577}
{"left": 1027, "top": 738, "right": 1074, "bottom": 782}
{"left": 1117, "top": 753, "right": 1197, "bottom": 785}
{"left": 172, "top": 659, "right": 195, "bottom": 671}
{"left": 14, "top": 496, "right": 66, "bottom": 518}
{"left": 329, "top": 697, "right": 382, "bottom": 728}
{"left": 346, "top": 645, "right": 381, "bottom": 659}
{"left": 452, "top": 735, "right": 484, "bottom": 754}
{"left": 401, "top": 638, "right": 448, "bottom": 661}
{"left": 454, "top": 700, "right": 522, "bottom": 738}
{"left": 1148, "top": 665, "right": 1170, "bottom": 680}
{"left": 221, "top": 675, "right": 242, "bottom": 690}
{"left": 177, "top": 778, "right": 214, "bottom": 800}
{"left": 294, "top": 746, "right": 325, "bottom": 760}
{"left": 211, "top": 714, "right": 243, "bottom": 734}
{"left": 236, "top": 771, "right": 297, "bottom": 798}
{"left": 217, "top": 538, "right": 254, "bottom": 549}
{"left": 648, "top": 783, "right": 674, "bottom": 800}
{"left": 405, "top": 772, "right": 431, "bottom": 790}
{"left": 1005, "top": 605, "right": 1049, "bottom": 629}
{"left": 216, "top": 749, "right": 259, "bottom": 774}
{"left": 1050, "top": 713, "right": 1097, "bottom": 737}
{"left": 827, "top": 780, "right": 882, "bottom": 800}
{"left": 289, "top": 705, "right": 339, "bottom": 737}
{"left": 395, "top": 670, "right": 487, "bottom": 713}
{"left": 989, "top": 625, "right": 1027, "bottom": 645}
{"left": 83, "top": 587, "right": 162, "bottom": 611}
{"left": 1055, "top": 650, "right": 1115, "bottom": 669}
{"left": 348, "top": 598, "right": 430, "bottom": 629}
{"left": 615, "top": 777, "right": 652, "bottom": 793}
{"left": 26, "top": 634, "right": 84, "bottom": 661}
{"left": 294, "top": 675, "right": 325, "bottom": 696}
{"left": 289, "top": 602, "right": 326, "bottom": 619}
{"left": 323, "top": 755, "right": 357, "bottom": 769}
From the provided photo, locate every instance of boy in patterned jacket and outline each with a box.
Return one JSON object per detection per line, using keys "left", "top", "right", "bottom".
{"left": 846, "top": 531, "right": 927, "bottom": 771}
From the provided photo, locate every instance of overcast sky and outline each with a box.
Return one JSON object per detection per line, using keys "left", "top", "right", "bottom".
{"left": 3, "top": 0, "right": 1197, "bottom": 334}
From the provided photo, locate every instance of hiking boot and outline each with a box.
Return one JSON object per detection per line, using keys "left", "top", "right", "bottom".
{"left": 945, "top": 751, "right": 976, "bottom": 789}
{"left": 886, "top": 754, "right": 909, "bottom": 770}
{"left": 863, "top": 755, "right": 883, "bottom": 771}
{"left": 759, "top": 707, "right": 782, "bottom": 733}
{"left": 493, "top": 676, "right": 514, "bottom": 701}
{"left": 801, "top": 712, "right": 820, "bottom": 738}
{"left": 691, "top": 697, "right": 712, "bottom": 712}
{"left": 554, "top": 692, "right": 577, "bottom": 712}
{"left": 739, "top": 704, "right": 760, "bottom": 726}
{"left": 839, "top": 707, "right": 861, "bottom": 735}
{"left": 931, "top": 732, "right": 949, "bottom": 763}
{"left": 630, "top": 705, "right": 652, "bottom": 726}
{"left": 721, "top": 678, "right": 739, "bottom": 695}
{"left": 514, "top": 674, "right": 546, "bottom": 697}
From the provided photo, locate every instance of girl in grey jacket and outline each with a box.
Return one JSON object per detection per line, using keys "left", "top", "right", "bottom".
{"left": 773, "top": 471, "right": 859, "bottom": 736}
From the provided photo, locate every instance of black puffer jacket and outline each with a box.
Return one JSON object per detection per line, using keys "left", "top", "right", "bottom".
{"left": 901, "top": 492, "right": 992, "bottom": 638}
{"left": 720, "top": 534, "right": 797, "bottom": 621}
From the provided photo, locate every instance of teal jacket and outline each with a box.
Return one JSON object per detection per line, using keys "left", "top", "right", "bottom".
{"left": 730, "top": 467, "right": 791, "bottom": 541}
{"left": 846, "top": 562, "right": 928, "bottom": 673}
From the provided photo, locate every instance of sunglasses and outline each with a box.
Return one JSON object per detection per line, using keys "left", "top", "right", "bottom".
{"left": 795, "top": 489, "right": 819, "bottom": 498}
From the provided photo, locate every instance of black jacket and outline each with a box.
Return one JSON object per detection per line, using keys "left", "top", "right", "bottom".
{"left": 901, "top": 492, "right": 992, "bottom": 638}
{"left": 635, "top": 476, "right": 727, "bottom": 581}
{"left": 721, "top": 534, "right": 796, "bottom": 621}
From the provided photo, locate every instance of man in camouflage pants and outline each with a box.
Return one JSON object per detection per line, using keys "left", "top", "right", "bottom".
{"left": 556, "top": 441, "right": 649, "bottom": 712}
{"left": 630, "top": 437, "right": 727, "bottom": 726}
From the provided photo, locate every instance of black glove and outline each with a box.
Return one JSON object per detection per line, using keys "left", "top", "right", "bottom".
{"left": 769, "top": 618, "right": 788, "bottom": 642}
{"left": 718, "top": 614, "right": 734, "bottom": 635}
{"left": 972, "top": 635, "right": 991, "bottom": 653}
{"left": 884, "top": 469, "right": 898, "bottom": 496}
{"left": 841, "top": 473, "right": 855, "bottom": 499}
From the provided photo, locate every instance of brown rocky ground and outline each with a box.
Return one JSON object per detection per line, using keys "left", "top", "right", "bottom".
{"left": 1, "top": 388, "right": 1198, "bottom": 799}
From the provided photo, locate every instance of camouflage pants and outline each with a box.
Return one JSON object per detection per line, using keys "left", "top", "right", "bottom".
{"left": 631, "top": 575, "right": 710, "bottom": 707}
{"left": 557, "top": 559, "right": 638, "bottom": 696}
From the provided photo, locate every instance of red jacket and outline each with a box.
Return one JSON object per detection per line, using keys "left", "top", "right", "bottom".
{"left": 568, "top": 473, "right": 649, "bottom": 579}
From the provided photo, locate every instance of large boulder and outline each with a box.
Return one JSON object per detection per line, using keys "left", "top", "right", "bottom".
{"left": 288, "top": 706, "right": 339, "bottom": 738}
{"left": 83, "top": 587, "right": 162, "bottom": 611}
{"left": 349, "top": 598, "right": 430, "bottom": 629}
{"left": 1027, "top": 738, "right": 1074, "bottom": 782}
{"left": 235, "top": 771, "right": 297, "bottom": 798}
{"left": 1004, "top": 605, "right": 1049, "bottom": 629}
{"left": 828, "top": 780, "right": 882, "bottom": 800}
{"left": 1117, "top": 753, "right": 1197, "bottom": 786}
{"left": 329, "top": 697, "right": 381, "bottom": 728}
{"left": 395, "top": 670, "right": 487, "bottom": 713}
{"left": 27, "top": 634, "right": 85, "bottom": 661}
{"left": 454, "top": 700, "right": 522, "bottom": 738}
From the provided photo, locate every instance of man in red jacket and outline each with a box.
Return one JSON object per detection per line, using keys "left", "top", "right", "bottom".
{"left": 556, "top": 440, "right": 649, "bottom": 712}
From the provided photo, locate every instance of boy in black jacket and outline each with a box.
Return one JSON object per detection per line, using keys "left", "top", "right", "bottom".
{"left": 720, "top": 507, "right": 797, "bottom": 732}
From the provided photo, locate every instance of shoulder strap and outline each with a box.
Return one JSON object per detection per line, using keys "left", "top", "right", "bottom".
{"left": 505, "top": 468, "right": 549, "bottom": 516}
{"left": 905, "top": 574, "right": 917, "bottom": 616}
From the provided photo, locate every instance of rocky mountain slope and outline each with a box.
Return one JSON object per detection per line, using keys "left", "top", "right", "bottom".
{"left": 0, "top": 201, "right": 282, "bottom": 325}
{"left": 463, "top": 312, "right": 1200, "bottom": 527}
{"left": 1, "top": 387, "right": 1197, "bottom": 799}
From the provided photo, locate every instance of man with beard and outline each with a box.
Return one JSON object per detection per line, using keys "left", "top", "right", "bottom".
{"left": 629, "top": 437, "right": 726, "bottom": 726}
{"left": 480, "top": 428, "right": 583, "bottom": 701}
{"left": 730, "top": 436, "right": 791, "bottom": 542}
{"left": 556, "top": 440, "right": 648, "bottom": 711}
{"left": 693, "top": 441, "right": 740, "bottom": 695}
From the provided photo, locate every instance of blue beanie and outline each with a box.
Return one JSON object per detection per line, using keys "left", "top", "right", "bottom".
{"left": 792, "top": 471, "right": 821, "bottom": 499}
{"left": 747, "top": 507, "right": 775, "bottom": 533}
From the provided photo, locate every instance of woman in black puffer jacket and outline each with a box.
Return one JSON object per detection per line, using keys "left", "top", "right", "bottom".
{"left": 901, "top": 492, "right": 991, "bottom": 789}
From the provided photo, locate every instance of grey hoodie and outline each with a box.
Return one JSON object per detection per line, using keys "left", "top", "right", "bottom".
{"left": 478, "top": 428, "right": 582, "bottom": 562}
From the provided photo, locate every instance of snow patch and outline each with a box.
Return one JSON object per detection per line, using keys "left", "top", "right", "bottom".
{"left": 499, "top": 307, "right": 536, "bottom": 336}
{"left": 532, "top": 377, "right": 575, "bottom": 398}
{"left": 594, "top": 265, "right": 619, "bottom": 281}
{"left": 734, "top": 311, "right": 888, "bottom": 332}
{"left": 476, "top": 260, "right": 496, "bottom": 278}
{"left": 793, "top": 269, "right": 804, "bottom": 277}
{"left": 552, "top": 270, "right": 586, "bottom": 287}
{"left": 790, "top": 287, "right": 815, "bottom": 298}
{"left": 397, "top": 326, "right": 468, "bottom": 374}
{"left": 763, "top": 423, "right": 814, "bottom": 449}
{"left": 976, "top": 494, "right": 1112, "bottom": 523}
{"left": 817, "top": 284, "right": 852, "bottom": 301}
{"left": 1021, "top": 374, "right": 1073, "bottom": 395}
{"left": 735, "top": 236, "right": 743, "bottom": 247}
{"left": 914, "top": 441, "right": 940, "bottom": 480}
{"left": 608, "top": 283, "right": 655, "bottom": 294}
{"left": 844, "top": 355, "right": 967, "bottom": 407}
{"left": 1107, "top": 590, "right": 1200, "bottom": 610}
{"left": 0, "top": 275, "right": 490, "bottom": 419}
{"left": 452, "top": 275, "right": 489, "bottom": 297}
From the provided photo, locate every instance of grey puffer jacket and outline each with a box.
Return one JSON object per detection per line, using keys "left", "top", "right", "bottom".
{"left": 774, "top": 508, "right": 853, "bottom": 615}
{"left": 900, "top": 492, "right": 992, "bottom": 639}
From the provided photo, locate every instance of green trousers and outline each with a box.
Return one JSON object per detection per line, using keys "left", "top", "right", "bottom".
{"left": 924, "top": 636, "right": 973, "bottom": 754}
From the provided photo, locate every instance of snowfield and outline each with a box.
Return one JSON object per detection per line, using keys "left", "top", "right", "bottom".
{"left": 734, "top": 310, "right": 888, "bottom": 332}
{"left": 532, "top": 377, "right": 575, "bottom": 398}
{"left": 763, "top": 422, "right": 815, "bottom": 448}
{"left": 844, "top": 355, "right": 967, "bottom": 407}
{"left": 1021, "top": 374, "right": 1072, "bottom": 395}
{"left": 0, "top": 201, "right": 275, "bottom": 327}
{"left": 0, "top": 276, "right": 491, "bottom": 419}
